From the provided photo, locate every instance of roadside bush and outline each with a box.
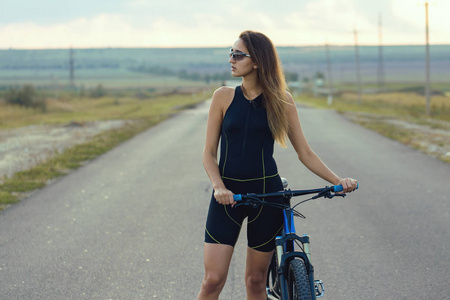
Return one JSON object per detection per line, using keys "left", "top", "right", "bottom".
{"left": 90, "top": 84, "right": 107, "bottom": 98}
{"left": 5, "top": 84, "right": 47, "bottom": 112}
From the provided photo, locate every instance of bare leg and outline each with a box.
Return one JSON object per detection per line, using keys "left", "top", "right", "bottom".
{"left": 197, "top": 243, "right": 234, "bottom": 300}
{"left": 245, "top": 247, "right": 274, "bottom": 300}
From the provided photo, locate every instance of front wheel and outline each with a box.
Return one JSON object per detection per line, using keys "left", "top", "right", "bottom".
{"left": 288, "top": 259, "right": 313, "bottom": 300}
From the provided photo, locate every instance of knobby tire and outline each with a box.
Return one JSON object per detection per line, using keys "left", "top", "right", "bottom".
{"left": 288, "top": 259, "right": 313, "bottom": 300}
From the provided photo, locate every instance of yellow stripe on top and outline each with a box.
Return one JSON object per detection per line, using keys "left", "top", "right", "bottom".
{"left": 222, "top": 131, "right": 229, "bottom": 176}
{"left": 248, "top": 148, "right": 265, "bottom": 224}
{"left": 221, "top": 172, "right": 278, "bottom": 182}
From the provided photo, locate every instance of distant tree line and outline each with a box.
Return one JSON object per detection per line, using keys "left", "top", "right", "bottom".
{"left": 130, "top": 65, "right": 299, "bottom": 83}
{"left": 89, "top": 84, "right": 107, "bottom": 98}
{"left": 1, "top": 83, "right": 109, "bottom": 112}
{"left": 1, "top": 62, "right": 119, "bottom": 70}
{"left": 130, "top": 65, "right": 233, "bottom": 83}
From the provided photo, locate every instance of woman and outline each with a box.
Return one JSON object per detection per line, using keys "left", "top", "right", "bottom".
{"left": 198, "top": 30, "right": 357, "bottom": 300}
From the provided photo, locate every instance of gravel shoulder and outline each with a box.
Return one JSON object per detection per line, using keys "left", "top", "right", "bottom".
{"left": 0, "top": 120, "right": 129, "bottom": 179}
{"left": 342, "top": 112, "right": 450, "bottom": 163}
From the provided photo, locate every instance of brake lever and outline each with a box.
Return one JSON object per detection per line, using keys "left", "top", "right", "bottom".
{"left": 312, "top": 190, "right": 346, "bottom": 199}
{"left": 326, "top": 193, "right": 346, "bottom": 199}
{"left": 312, "top": 190, "right": 332, "bottom": 199}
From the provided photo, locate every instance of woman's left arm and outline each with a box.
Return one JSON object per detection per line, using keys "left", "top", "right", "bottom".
{"left": 285, "top": 93, "right": 357, "bottom": 192}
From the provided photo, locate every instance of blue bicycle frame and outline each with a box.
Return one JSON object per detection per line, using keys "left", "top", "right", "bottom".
{"left": 234, "top": 183, "right": 358, "bottom": 299}
{"left": 275, "top": 205, "right": 319, "bottom": 299}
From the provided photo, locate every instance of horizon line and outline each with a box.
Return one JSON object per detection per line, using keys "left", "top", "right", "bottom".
{"left": 1, "top": 43, "right": 450, "bottom": 51}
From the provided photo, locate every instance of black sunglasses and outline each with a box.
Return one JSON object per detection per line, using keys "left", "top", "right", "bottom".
{"left": 229, "top": 48, "right": 251, "bottom": 61}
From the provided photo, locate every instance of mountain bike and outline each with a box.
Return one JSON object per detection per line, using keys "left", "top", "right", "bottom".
{"left": 233, "top": 179, "right": 358, "bottom": 300}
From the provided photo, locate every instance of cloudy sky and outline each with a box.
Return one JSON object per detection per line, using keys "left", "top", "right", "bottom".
{"left": 1, "top": 0, "right": 448, "bottom": 49}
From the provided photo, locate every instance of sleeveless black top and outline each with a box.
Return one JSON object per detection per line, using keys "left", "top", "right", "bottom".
{"left": 218, "top": 86, "right": 279, "bottom": 182}
{"left": 206, "top": 86, "right": 283, "bottom": 252}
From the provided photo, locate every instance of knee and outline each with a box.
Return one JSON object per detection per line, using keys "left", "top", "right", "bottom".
{"left": 246, "top": 272, "right": 266, "bottom": 294}
{"left": 201, "top": 272, "right": 226, "bottom": 295}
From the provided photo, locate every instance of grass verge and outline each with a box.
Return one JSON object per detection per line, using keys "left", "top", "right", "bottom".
{"left": 295, "top": 92, "right": 450, "bottom": 163}
{"left": 0, "top": 90, "right": 211, "bottom": 211}
{"left": 295, "top": 92, "right": 450, "bottom": 122}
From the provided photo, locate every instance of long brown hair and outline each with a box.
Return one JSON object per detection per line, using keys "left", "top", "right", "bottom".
{"left": 239, "top": 30, "right": 289, "bottom": 148}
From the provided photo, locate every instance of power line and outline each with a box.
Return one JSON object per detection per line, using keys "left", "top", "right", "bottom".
{"left": 325, "top": 42, "right": 334, "bottom": 105}
{"left": 377, "top": 13, "right": 385, "bottom": 92}
{"left": 69, "top": 47, "right": 75, "bottom": 88}
{"left": 353, "top": 26, "right": 362, "bottom": 105}
{"left": 424, "top": 2, "right": 431, "bottom": 115}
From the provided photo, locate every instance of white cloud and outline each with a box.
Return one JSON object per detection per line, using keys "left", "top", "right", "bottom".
{"left": 391, "top": 0, "right": 450, "bottom": 43}
{"left": 269, "top": 0, "right": 376, "bottom": 45}
{"left": 0, "top": 0, "right": 448, "bottom": 49}
{"left": 391, "top": 0, "right": 450, "bottom": 28}
{"left": 0, "top": 14, "right": 143, "bottom": 48}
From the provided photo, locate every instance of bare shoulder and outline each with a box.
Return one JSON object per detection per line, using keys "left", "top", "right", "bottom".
{"left": 285, "top": 91, "right": 295, "bottom": 104}
{"left": 211, "top": 86, "right": 235, "bottom": 112}
{"left": 213, "top": 86, "right": 235, "bottom": 100}
{"left": 284, "top": 91, "right": 297, "bottom": 113}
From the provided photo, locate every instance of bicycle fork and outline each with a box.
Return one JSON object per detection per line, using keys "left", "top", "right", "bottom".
{"left": 276, "top": 208, "right": 325, "bottom": 299}
{"left": 302, "top": 235, "right": 325, "bottom": 298}
{"left": 288, "top": 209, "right": 325, "bottom": 299}
{"left": 271, "top": 236, "right": 325, "bottom": 299}
{"left": 266, "top": 242, "right": 283, "bottom": 300}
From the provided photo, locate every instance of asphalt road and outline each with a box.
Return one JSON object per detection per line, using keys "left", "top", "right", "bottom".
{"left": 1, "top": 99, "right": 449, "bottom": 300}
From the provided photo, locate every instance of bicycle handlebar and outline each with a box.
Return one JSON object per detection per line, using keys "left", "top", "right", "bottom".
{"left": 233, "top": 183, "right": 358, "bottom": 201}
{"left": 332, "top": 183, "right": 359, "bottom": 192}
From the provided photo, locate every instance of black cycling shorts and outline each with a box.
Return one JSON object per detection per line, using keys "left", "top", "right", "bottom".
{"left": 204, "top": 175, "right": 284, "bottom": 252}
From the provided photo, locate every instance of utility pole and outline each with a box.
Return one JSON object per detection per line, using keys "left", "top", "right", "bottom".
{"left": 69, "top": 47, "right": 75, "bottom": 88}
{"left": 325, "top": 43, "right": 334, "bottom": 105}
{"left": 377, "top": 13, "right": 385, "bottom": 92}
{"left": 424, "top": 2, "right": 431, "bottom": 115}
{"left": 353, "top": 26, "right": 362, "bottom": 105}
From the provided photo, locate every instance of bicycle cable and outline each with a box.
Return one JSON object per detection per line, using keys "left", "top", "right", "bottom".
{"left": 235, "top": 188, "right": 348, "bottom": 270}
{"left": 234, "top": 196, "right": 289, "bottom": 210}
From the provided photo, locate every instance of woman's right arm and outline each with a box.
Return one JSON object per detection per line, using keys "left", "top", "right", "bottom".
{"left": 202, "top": 88, "right": 235, "bottom": 205}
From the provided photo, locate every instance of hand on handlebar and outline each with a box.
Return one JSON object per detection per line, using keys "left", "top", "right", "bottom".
{"left": 336, "top": 178, "right": 358, "bottom": 193}
{"left": 214, "top": 187, "right": 235, "bottom": 206}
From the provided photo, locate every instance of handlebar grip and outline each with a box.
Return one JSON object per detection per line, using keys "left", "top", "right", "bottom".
{"left": 333, "top": 183, "right": 359, "bottom": 192}
{"left": 233, "top": 194, "right": 242, "bottom": 201}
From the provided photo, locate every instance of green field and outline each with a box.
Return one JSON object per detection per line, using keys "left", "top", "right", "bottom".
{"left": 0, "top": 68, "right": 213, "bottom": 90}
{"left": 1, "top": 45, "right": 449, "bottom": 90}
